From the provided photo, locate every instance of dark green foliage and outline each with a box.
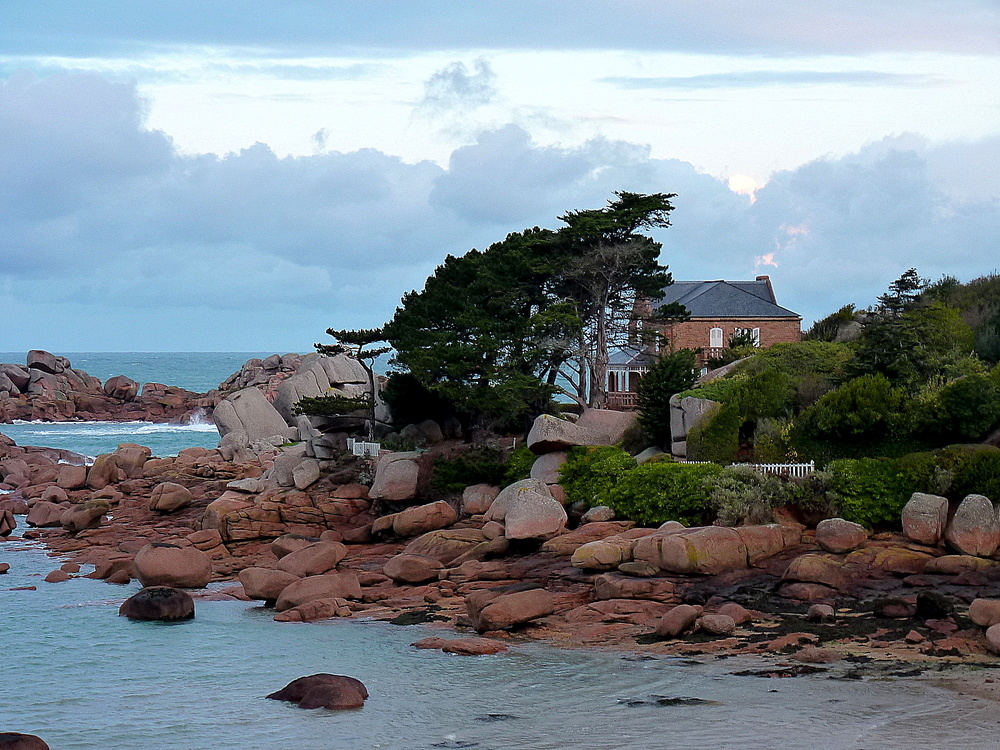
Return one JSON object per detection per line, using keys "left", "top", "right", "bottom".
{"left": 381, "top": 372, "right": 458, "bottom": 428}
{"left": 431, "top": 446, "right": 509, "bottom": 493}
{"left": 705, "top": 344, "right": 757, "bottom": 370}
{"left": 791, "top": 375, "right": 906, "bottom": 461}
{"left": 604, "top": 461, "right": 722, "bottom": 526}
{"left": 826, "top": 458, "right": 919, "bottom": 528}
{"left": 923, "top": 273, "right": 1000, "bottom": 364}
{"left": 636, "top": 349, "right": 697, "bottom": 446}
{"left": 503, "top": 444, "right": 536, "bottom": 484}
{"left": 558, "top": 445, "right": 637, "bottom": 508}
{"left": 314, "top": 327, "right": 388, "bottom": 441}
{"left": 293, "top": 394, "right": 368, "bottom": 417}
{"left": 687, "top": 403, "right": 740, "bottom": 464}
{"left": 804, "top": 304, "right": 858, "bottom": 342}
{"left": 923, "top": 373, "right": 1000, "bottom": 442}
{"left": 949, "top": 448, "right": 1000, "bottom": 501}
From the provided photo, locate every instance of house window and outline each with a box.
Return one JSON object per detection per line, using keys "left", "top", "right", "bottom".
{"left": 734, "top": 327, "right": 761, "bottom": 346}
{"left": 709, "top": 327, "right": 723, "bottom": 348}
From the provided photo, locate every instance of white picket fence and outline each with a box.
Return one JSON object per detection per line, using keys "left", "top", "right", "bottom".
{"left": 347, "top": 438, "right": 381, "bottom": 458}
{"left": 685, "top": 459, "right": 815, "bottom": 478}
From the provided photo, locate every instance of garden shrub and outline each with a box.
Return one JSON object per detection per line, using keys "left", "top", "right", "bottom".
{"left": 925, "top": 373, "right": 1000, "bottom": 442}
{"left": 704, "top": 465, "right": 795, "bottom": 526}
{"left": 604, "top": 461, "right": 722, "bottom": 526}
{"left": 826, "top": 458, "right": 919, "bottom": 528}
{"left": 687, "top": 403, "right": 740, "bottom": 464}
{"left": 503, "top": 444, "right": 536, "bottom": 485}
{"left": 752, "top": 418, "right": 793, "bottom": 463}
{"left": 949, "top": 447, "right": 1000, "bottom": 501}
{"left": 558, "top": 446, "right": 637, "bottom": 508}
{"left": 431, "top": 445, "right": 508, "bottom": 492}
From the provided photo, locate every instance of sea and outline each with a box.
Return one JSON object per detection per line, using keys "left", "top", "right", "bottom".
{"left": 0, "top": 352, "right": 274, "bottom": 458}
{"left": 1, "top": 353, "right": 998, "bottom": 748}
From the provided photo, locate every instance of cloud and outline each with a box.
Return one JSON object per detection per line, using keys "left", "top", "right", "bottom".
{"left": 603, "top": 71, "right": 943, "bottom": 90}
{"left": 1, "top": 70, "right": 997, "bottom": 351}
{"left": 418, "top": 59, "right": 497, "bottom": 113}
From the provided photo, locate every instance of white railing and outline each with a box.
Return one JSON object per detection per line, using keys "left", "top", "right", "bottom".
{"left": 347, "top": 438, "right": 381, "bottom": 458}
{"left": 684, "top": 460, "right": 815, "bottom": 478}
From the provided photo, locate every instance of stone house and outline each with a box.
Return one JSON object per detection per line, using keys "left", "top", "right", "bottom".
{"left": 606, "top": 275, "right": 801, "bottom": 409}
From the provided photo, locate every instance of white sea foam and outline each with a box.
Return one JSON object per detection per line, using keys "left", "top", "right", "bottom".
{"left": 11, "top": 419, "right": 218, "bottom": 435}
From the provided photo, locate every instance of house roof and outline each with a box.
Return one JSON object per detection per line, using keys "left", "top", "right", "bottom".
{"left": 608, "top": 346, "right": 657, "bottom": 368}
{"left": 654, "top": 278, "right": 800, "bottom": 319}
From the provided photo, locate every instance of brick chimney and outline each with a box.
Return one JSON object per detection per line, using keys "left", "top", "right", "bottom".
{"left": 756, "top": 275, "right": 776, "bottom": 302}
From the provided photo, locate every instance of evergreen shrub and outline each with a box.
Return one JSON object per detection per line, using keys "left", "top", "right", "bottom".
{"left": 704, "top": 465, "right": 794, "bottom": 526}
{"left": 826, "top": 458, "right": 918, "bottom": 528}
{"left": 503, "top": 444, "right": 536, "bottom": 485}
{"left": 558, "top": 446, "right": 637, "bottom": 508}
{"left": 687, "top": 403, "right": 740, "bottom": 464}
{"left": 604, "top": 461, "right": 722, "bottom": 526}
{"left": 431, "top": 446, "right": 509, "bottom": 492}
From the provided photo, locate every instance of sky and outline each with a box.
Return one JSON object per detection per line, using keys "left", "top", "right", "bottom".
{"left": 1, "top": 1, "right": 998, "bottom": 352}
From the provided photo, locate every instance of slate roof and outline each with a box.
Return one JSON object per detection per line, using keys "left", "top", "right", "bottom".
{"left": 654, "top": 279, "right": 800, "bottom": 319}
{"left": 608, "top": 346, "right": 658, "bottom": 368}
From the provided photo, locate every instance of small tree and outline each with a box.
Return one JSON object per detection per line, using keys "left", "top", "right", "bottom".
{"left": 636, "top": 349, "right": 697, "bottom": 447}
{"left": 314, "top": 327, "right": 389, "bottom": 441}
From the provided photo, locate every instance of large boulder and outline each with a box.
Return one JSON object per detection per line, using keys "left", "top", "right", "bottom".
{"left": 118, "top": 586, "right": 195, "bottom": 621}
{"left": 526, "top": 414, "right": 605, "bottom": 454}
{"left": 239, "top": 567, "right": 301, "bottom": 601}
{"left": 503, "top": 491, "right": 567, "bottom": 540}
{"left": 26, "top": 349, "right": 63, "bottom": 374}
{"left": 273, "top": 370, "right": 326, "bottom": 424}
{"left": 319, "top": 354, "right": 368, "bottom": 385}
{"left": 0, "top": 509, "right": 15, "bottom": 537}
{"left": 668, "top": 396, "right": 721, "bottom": 458}
{"left": 655, "top": 604, "right": 702, "bottom": 638}
{"left": 570, "top": 536, "right": 636, "bottom": 570}
{"left": 529, "top": 452, "right": 567, "bottom": 484}
{"left": 213, "top": 387, "right": 291, "bottom": 442}
{"left": 275, "top": 541, "right": 348, "bottom": 577}
{"left": 391, "top": 500, "right": 458, "bottom": 537}
{"left": 112, "top": 443, "right": 151, "bottom": 478}
{"left": 0, "top": 734, "right": 50, "bottom": 750}
{"left": 266, "top": 674, "right": 368, "bottom": 710}
{"left": 403, "top": 529, "right": 488, "bottom": 564}
{"left": 134, "top": 543, "right": 213, "bottom": 588}
{"left": 25, "top": 501, "right": 66, "bottom": 528}
{"left": 575, "top": 409, "right": 638, "bottom": 444}
{"left": 461, "top": 484, "right": 499, "bottom": 515}
{"left": 382, "top": 553, "right": 444, "bottom": 583}
{"left": 782, "top": 554, "right": 847, "bottom": 591}
{"left": 104, "top": 375, "right": 139, "bottom": 401}
{"left": 86, "top": 453, "right": 122, "bottom": 490}
{"left": 634, "top": 527, "right": 747, "bottom": 575}
{"left": 969, "top": 598, "right": 1000, "bottom": 627}
{"left": 274, "top": 572, "right": 362, "bottom": 611}
{"left": 486, "top": 479, "right": 553, "bottom": 522}
{"left": 945, "top": 494, "right": 1000, "bottom": 557}
{"left": 901, "top": 492, "right": 949, "bottom": 545}
{"left": 60, "top": 500, "right": 109, "bottom": 533}
{"left": 149, "top": 482, "right": 194, "bottom": 513}
{"left": 815, "top": 518, "right": 868, "bottom": 554}
{"left": 367, "top": 452, "right": 420, "bottom": 502}
{"left": 466, "top": 586, "right": 555, "bottom": 632}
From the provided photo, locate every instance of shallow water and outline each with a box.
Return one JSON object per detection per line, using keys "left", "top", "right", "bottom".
{"left": 1, "top": 531, "right": 997, "bottom": 750}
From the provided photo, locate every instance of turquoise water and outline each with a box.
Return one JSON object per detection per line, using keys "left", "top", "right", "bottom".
{"left": 0, "top": 352, "right": 276, "bottom": 394}
{"left": 0, "top": 419, "right": 221, "bottom": 459}
{"left": 1, "top": 527, "right": 998, "bottom": 749}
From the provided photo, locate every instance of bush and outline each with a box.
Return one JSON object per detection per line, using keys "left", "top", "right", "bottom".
{"left": 752, "top": 418, "right": 794, "bottom": 462}
{"left": 949, "top": 447, "right": 1000, "bottom": 501}
{"left": 636, "top": 349, "right": 697, "bottom": 447}
{"left": 431, "top": 446, "right": 509, "bottom": 493}
{"left": 503, "top": 444, "right": 536, "bottom": 485}
{"left": 925, "top": 373, "right": 1000, "bottom": 442}
{"left": 704, "top": 465, "right": 795, "bottom": 526}
{"left": 826, "top": 458, "right": 918, "bottom": 528}
{"left": 604, "top": 461, "right": 722, "bottom": 526}
{"left": 559, "top": 446, "right": 637, "bottom": 508}
{"left": 687, "top": 403, "right": 740, "bottom": 464}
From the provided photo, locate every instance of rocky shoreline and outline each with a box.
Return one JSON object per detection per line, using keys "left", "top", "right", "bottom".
{"left": 1, "top": 350, "right": 998, "bottom": 699}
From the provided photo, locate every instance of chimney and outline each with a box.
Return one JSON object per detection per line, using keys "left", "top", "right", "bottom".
{"left": 756, "top": 275, "right": 776, "bottom": 302}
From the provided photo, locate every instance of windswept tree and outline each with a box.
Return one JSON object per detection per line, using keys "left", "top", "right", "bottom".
{"left": 554, "top": 191, "right": 687, "bottom": 407}
{"left": 296, "top": 327, "right": 389, "bottom": 441}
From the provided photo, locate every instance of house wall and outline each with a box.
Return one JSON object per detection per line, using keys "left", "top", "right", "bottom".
{"left": 655, "top": 317, "right": 802, "bottom": 352}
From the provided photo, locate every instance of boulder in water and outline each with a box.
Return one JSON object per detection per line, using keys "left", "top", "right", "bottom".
{"left": 119, "top": 586, "right": 195, "bottom": 621}
{"left": 266, "top": 673, "right": 368, "bottom": 709}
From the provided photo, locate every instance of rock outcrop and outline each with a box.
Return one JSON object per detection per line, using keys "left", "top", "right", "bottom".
{"left": 119, "top": 586, "right": 195, "bottom": 621}
{"left": 266, "top": 674, "right": 368, "bottom": 710}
